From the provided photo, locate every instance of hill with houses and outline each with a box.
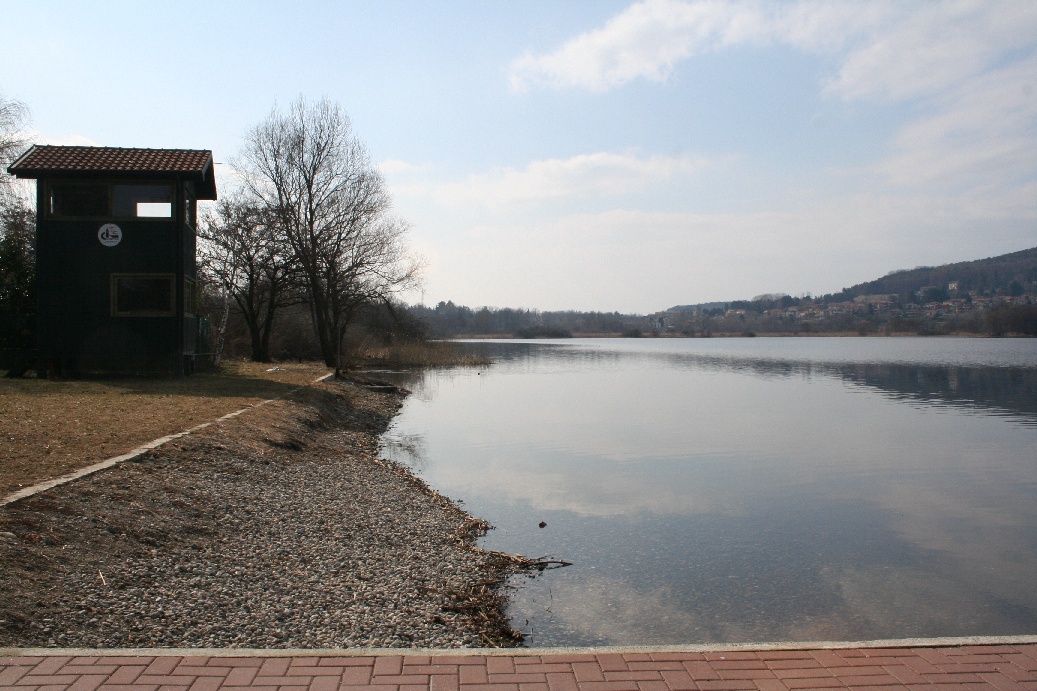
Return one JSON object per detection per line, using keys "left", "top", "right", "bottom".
{"left": 823, "top": 246, "right": 1037, "bottom": 302}
{"left": 661, "top": 246, "right": 1037, "bottom": 336}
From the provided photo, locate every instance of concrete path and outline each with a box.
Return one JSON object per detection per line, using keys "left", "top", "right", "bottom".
{"left": 3, "top": 640, "right": 1037, "bottom": 690}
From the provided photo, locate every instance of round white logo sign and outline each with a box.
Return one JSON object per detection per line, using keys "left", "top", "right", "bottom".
{"left": 98, "top": 223, "right": 123, "bottom": 247}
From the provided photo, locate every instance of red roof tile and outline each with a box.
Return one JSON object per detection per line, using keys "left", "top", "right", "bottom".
{"left": 7, "top": 145, "right": 217, "bottom": 199}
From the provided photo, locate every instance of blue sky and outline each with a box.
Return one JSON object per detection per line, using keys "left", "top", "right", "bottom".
{"left": 3, "top": 0, "right": 1036, "bottom": 312}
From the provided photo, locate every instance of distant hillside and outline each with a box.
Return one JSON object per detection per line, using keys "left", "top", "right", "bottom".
{"left": 669, "top": 246, "right": 1037, "bottom": 312}
{"left": 669, "top": 301, "right": 726, "bottom": 313}
{"left": 830, "top": 246, "right": 1037, "bottom": 300}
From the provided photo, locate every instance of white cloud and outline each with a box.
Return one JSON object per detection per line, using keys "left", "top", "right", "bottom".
{"left": 378, "top": 158, "right": 431, "bottom": 175}
{"left": 510, "top": 1, "right": 1037, "bottom": 196}
{"left": 873, "top": 53, "right": 1037, "bottom": 188}
{"left": 510, "top": 0, "right": 769, "bottom": 92}
{"left": 34, "top": 131, "right": 100, "bottom": 147}
{"left": 825, "top": 0, "right": 1037, "bottom": 102}
{"left": 394, "top": 151, "right": 710, "bottom": 208}
{"left": 510, "top": 0, "right": 1037, "bottom": 104}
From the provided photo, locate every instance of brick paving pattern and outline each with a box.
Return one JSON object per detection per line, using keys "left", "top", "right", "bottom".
{"left": 2, "top": 644, "right": 1036, "bottom": 691}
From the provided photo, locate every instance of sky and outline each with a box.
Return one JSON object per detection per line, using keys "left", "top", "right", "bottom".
{"left": 2, "top": 0, "right": 1036, "bottom": 313}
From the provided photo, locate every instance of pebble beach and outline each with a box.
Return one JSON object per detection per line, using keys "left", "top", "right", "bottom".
{"left": 0, "top": 378, "right": 526, "bottom": 649}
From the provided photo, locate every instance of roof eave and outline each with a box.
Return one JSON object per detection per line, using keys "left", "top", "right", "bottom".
{"left": 5, "top": 144, "right": 41, "bottom": 178}
{"left": 194, "top": 152, "right": 218, "bottom": 200}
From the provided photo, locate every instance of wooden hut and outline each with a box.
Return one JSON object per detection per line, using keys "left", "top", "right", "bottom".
{"left": 6, "top": 145, "right": 217, "bottom": 376}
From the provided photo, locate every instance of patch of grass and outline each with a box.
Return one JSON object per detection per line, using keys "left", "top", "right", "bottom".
{"left": 0, "top": 360, "right": 330, "bottom": 495}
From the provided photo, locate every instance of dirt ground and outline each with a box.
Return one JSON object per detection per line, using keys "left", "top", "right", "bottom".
{"left": 0, "top": 361, "right": 331, "bottom": 496}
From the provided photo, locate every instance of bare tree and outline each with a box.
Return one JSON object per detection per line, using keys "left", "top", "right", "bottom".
{"left": 236, "top": 97, "right": 422, "bottom": 371}
{"left": 198, "top": 194, "right": 298, "bottom": 363}
{"left": 1, "top": 94, "right": 31, "bottom": 214}
{"left": 1, "top": 94, "right": 29, "bottom": 187}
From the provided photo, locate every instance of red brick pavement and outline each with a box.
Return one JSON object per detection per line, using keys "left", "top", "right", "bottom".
{"left": 1, "top": 643, "right": 1036, "bottom": 691}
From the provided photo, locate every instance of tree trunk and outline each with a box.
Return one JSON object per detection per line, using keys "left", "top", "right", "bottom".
{"left": 309, "top": 292, "right": 337, "bottom": 367}
{"left": 249, "top": 326, "right": 269, "bottom": 362}
{"left": 256, "top": 297, "right": 277, "bottom": 363}
{"left": 212, "top": 290, "right": 232, "bottom": 368}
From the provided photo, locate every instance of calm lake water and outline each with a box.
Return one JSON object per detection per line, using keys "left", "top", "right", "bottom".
{"left": 378, "top": 337, "right": 1037, "bottom": 647}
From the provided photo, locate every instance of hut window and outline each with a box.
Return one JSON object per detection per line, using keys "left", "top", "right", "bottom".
{"left": 49, "top": 183, "right": 109, "bottom": 217}
{"left": 113, "top": 184, "right": 173, "bottom": 218}
{"left": 111, "top": 274, "right": 175, "bottom": 316}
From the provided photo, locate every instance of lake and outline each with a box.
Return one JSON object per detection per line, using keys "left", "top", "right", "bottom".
{"left": 378, "top": 337, "right": 1037, "bottom": 647}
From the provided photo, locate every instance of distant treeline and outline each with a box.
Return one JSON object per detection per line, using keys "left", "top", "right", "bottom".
{"left": 405, "top": 302, "right": 644, "bottom": 338}
{"left": 401, "top": 298, "right": 1037, "bottom": 339}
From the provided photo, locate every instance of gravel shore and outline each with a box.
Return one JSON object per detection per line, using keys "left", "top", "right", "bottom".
{"left": 0, "top": 377, "right": 528, "bottom": 648}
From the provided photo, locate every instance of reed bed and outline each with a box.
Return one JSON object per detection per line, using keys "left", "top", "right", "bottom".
{"left": 354, "top": 340, "right": 491, "bottom": 368}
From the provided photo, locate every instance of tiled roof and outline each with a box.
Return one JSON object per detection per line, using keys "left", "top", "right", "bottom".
{"left": 7, "top": 145, "right": 217, "bottom": 199}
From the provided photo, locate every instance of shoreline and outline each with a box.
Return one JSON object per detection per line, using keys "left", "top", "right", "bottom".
{"left": 0, "top": 377, "right": 529, "bottom": 649}
{"left": 456, "top": 331, "right": 1002, "bottom": 339}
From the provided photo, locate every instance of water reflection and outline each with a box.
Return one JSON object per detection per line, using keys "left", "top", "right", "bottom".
{"left": 837, "top": 362, "right": 1037, "bottom": 421}
{"left": 378, "top": 338, "right": 1037, "bottom": 645}
{"left": 649, "top": 352, "right": 1037, "bottom": 423}
{"left": 448, "top": 338, "right": 1037, "bottom": 421}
